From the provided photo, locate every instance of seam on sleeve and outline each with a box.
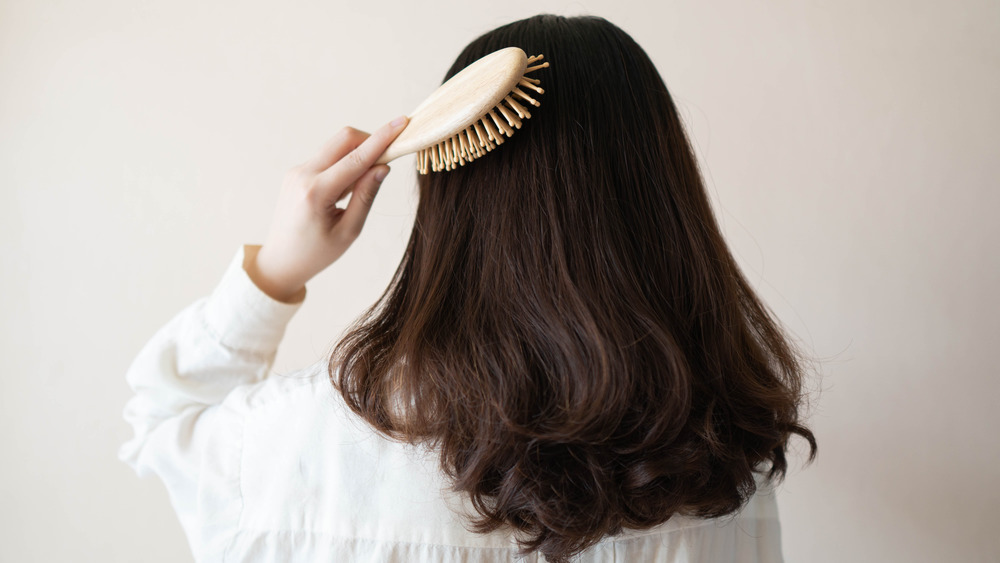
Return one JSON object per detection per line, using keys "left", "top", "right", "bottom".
{"left": 221, "top": 407, "right": 249, "bottom": 562}
{"left": 196, "top": 310, "right": 275, "bottom": 364}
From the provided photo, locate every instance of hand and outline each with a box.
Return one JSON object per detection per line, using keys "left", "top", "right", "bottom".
{"left": 246, "top": 115, "right": 409, "bottom": 303}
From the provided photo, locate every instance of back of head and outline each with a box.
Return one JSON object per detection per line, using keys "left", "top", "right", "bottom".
{"left": 331, "top": 13, "right": 816, "bottom": 563}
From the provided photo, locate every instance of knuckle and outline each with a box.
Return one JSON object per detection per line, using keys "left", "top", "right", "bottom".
{"left": 338, "top": 126, "right": 366, "bottom": 144}
{"left": 346, "top": 147, "right": 368, "bottom": 169}
{"left": 303, "top": 177, "right": 324, "bottom": 201}
{"left": 321, "top": 127, "right": 360, "bottom": 154}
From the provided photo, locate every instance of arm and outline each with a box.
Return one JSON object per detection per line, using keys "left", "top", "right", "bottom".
{"left": 117, "top": 243, "right": 303, "bottom": 559}
{"left": 117, "top": 244, "right": 302, "bottom": 468}
{"left": 117, "top": 116, "right": 409, "bottom": 558}
{"left": 118, "top": 114, "right": 410, "bottom": 451}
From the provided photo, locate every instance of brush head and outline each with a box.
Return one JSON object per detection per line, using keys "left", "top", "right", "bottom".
{"left": 376, "top": 46, "right": 549, "bottom": 173}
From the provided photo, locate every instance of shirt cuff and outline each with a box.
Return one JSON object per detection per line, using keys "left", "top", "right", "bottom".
{"left": 202, "top": 244, "right": 305, "bottom": 355}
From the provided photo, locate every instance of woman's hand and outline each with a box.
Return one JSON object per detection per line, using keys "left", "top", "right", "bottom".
{"left": 245, "top": 116, "right": 409, "bottom": 303}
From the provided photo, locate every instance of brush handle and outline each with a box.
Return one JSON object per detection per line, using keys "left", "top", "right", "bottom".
{"left": 374, "top": 47, "right": 528, "bottom": 166}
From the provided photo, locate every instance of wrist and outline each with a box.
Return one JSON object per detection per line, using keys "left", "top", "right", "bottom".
{"left": 242, "top": 245, "right": 307, "bottom": 304}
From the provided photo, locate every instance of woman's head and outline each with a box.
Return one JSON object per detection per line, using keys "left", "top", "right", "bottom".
{"left": 331, "top": 13, "right": 816, "bottom": 563}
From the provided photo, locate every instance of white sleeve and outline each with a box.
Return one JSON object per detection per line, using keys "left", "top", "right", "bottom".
{"left": 117, "top": 244, "right": 303, "bottom": 560}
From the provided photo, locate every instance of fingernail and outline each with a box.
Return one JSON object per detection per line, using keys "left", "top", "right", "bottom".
{"left": 375, "top": 167, "right": 389, "bottom": 182}
{"left": 390, "top": 115, "right": 407, "bottom": 128}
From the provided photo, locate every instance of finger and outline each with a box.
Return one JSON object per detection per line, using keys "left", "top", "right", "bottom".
{"left": 313, "top": 115, "right": 407, "bottom": 196}
{"left": 338, "top": 165, "right": 389, "bottom": 239}
{"left": 302, "top": 126, "right": 370, "bottom": 173}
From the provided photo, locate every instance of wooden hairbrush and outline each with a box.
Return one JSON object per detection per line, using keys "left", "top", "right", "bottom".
{"left": 374, "top": 47, "right": 550, "bottom": 174}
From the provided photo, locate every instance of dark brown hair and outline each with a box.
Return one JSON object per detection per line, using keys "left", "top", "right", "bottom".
{"left": 330, "top": 14, "right": 816, "bottom": 563}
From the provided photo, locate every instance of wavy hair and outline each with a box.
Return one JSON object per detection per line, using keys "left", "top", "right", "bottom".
{"left": 330, "top": 14, "right": 817, "bottom": 563}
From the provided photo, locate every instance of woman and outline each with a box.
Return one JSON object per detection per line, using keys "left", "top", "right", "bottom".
{"left": 119, "top": 14, "right": 816, "bottom": 563}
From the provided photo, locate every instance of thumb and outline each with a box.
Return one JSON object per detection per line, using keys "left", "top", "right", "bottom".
{"left": 339, "top": 164, "right": 388, "bottom": 238}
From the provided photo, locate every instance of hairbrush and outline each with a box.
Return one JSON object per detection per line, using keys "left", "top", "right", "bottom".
{"left": 374, "top": 47, "right": 549, "bottom": 174}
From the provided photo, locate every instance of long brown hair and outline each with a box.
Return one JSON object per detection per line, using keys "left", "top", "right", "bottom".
{"left": 330, "top": 14, "right": 816, "bottom": 563}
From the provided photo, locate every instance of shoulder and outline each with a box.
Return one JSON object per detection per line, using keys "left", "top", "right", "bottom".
{"left": 222, "top": 358, "right": 345, "bottom": 417}
{"left": 216, "top": 357, "right": 380, "bottom": 457}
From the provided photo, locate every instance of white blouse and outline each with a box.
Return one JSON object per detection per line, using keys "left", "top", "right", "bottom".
{"left": 118, "top": 245, "right": 786, "bottom": 562}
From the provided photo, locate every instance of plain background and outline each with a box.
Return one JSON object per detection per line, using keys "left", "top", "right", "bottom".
{"left": 2, "top": 0, "right": 997, "bottom": 561}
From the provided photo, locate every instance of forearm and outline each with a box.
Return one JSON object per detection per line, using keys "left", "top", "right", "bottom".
{"left": 119, "top": 245, "right": 303, "bottom": 455}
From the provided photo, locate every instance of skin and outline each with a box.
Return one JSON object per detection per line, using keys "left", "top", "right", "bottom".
{"left": 244, "top": 115, "right": 409, "bottom": 303}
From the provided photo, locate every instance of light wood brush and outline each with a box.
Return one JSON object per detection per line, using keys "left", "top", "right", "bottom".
{"left": 374, "top": 47, "right": 550, "bottom": 174}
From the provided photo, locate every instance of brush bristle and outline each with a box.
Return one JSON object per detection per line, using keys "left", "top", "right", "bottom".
{"left": 417, "top": 54, "right": 549, "bottom": 174}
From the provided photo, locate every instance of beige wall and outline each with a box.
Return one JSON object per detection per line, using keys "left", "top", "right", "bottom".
{"left": 2, "top": 0, "right": 997, "bottom": 561}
